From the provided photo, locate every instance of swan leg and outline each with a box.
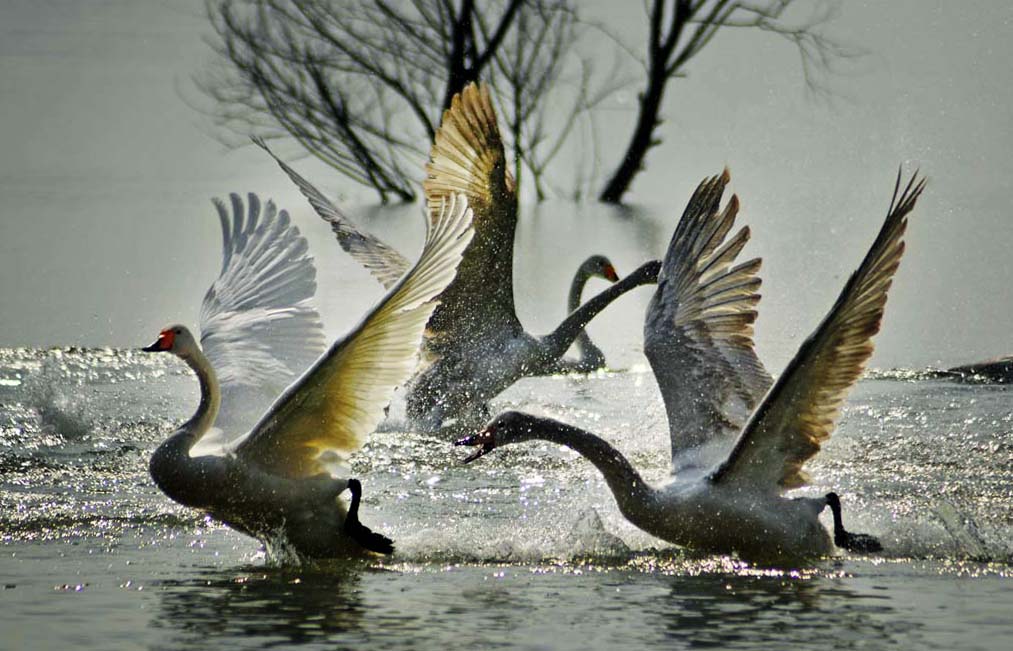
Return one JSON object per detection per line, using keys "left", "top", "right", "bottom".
{"left": 344, "top": 478, "right": 395, "bottom": 555}
{"left": 825, "top": 492, "right": 883, "bottom": 553}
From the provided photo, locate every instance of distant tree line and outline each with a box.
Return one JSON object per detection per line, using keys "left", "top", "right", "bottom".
{"left": 200, "top": 0, "right": 848, "bottom": 204}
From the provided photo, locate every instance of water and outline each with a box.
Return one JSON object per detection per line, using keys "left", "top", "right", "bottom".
{"left": 1, "top": 348, "right": 1011, "bottom": 650}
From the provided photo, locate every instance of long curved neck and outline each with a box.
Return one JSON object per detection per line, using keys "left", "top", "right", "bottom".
{"left": 148, "top": 345, "right": 225, "bottom": 509}
{"left": 567, "top": 264, "right": 603, "bottom": 361}
{"left": 516, "top": 418, "right": 655, "bottom": 516}
{"left": 166, "top": 348, "right": 220, "bottom": 456}
{"left": 182, "top": 349, "right": 220, "bottom": 440}
{"left": 541, "top": 260, "right": 661, "bottom": 359}
{"left": 149, "top": 345, "right": 222, "bottom": 507}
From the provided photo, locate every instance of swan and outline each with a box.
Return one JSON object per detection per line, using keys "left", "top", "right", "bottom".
{"left": 255, "top": 141, "right": 621, "bottom": 377}
{"left": 543, "top": 255, "right": 621, "bottom": 374}
{"left": 457, "top": 170, "right": 926, "bottom": 561}
{"left": 251, "top": 85, "right": 659, "bottom": 431}
{"left": 142, "top": 191, "right": 474, "bottom": 558}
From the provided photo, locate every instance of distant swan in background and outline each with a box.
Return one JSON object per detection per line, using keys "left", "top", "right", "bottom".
{"left": 544, "top": 255, "right": 620, "bottom": 374}
{"left": 143, "top": 192, "right": 474, "bottom": 558}
{"left": 458, "top": 170, "right": 926, "bottom": 561}
{"left": 255, "top": 84, "right": 659, "bottom": 431}
{"left": 945, "top": 356, "right": 1013, "bottom": 383}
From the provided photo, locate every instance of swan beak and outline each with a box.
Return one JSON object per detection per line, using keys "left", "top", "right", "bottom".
{"left": 603, "top": 264, "right": 619, "bottom": 282}
{"left": 142, "top": 330, "right": 174, "bottom": 353}
{"left": 455, "top": 427, "right": 495, "bottom": 464}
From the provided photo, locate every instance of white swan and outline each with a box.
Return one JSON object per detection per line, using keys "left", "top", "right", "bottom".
{"left": 457, "top": 170, "right": 926, "bottom": 561}
{"left": 254, "top": 84, "right": 659, "bottom": 431}
{"left": 142, "top": 192, "right": 474, "bottom": 558}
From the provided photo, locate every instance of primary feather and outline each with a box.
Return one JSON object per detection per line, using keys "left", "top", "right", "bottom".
{"left": 233, "top": 193, "right": 475, "bottom": 477}
{"left": 712, "top": 172, "right": 926, "bottom": 490}
{"left": 644, "top": 170, "right": 771, "bottom": 464}
{"left": 199, "top": 193, "right": 326, "bottom": 436}
{"left": 252, "top": 137, "right": 410, "bottom": 290}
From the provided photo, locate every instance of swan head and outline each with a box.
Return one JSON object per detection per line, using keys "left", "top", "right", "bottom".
{"left": 455, "top": 410, "right": 540, "bottom": 463}
{"left": 142, "top": 324, "right": 200, "bottom": 358}
{"left": 584, "top": 255, "right": 619, "bottom": 282}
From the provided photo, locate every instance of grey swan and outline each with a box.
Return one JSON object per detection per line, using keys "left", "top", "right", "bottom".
{"left": 458, "top": 170, "right": 926, "bottom": 561}
{"left": 542, "top": 255, "right": 621, "bottom": 374}
{"left": 255, "top": 84, "right": 658, "bottom": 431}
{"left": 142, "top": 192, "right": 474, "bottom": 558}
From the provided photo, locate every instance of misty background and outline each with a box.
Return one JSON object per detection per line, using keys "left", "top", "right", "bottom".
{"left": 1, "top": 0, "right": 1011, "bottom": 372}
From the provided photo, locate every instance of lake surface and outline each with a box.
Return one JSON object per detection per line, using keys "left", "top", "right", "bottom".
{"left": 1, "top": 348, "right": 1010, "bottom": 650}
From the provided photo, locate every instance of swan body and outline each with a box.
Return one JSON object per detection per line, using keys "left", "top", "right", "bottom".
{"left": 144, "top": 192, "right": 474, "bottom": 558}
{"left": 406, "top": 259, "right": 660, "bottom": 428}
{"left": 254, "top": 85, "right": 657, "bottom": 431}
{"left": 458, "top": 411, "right": 832, "bottom": 559}
{"left": 459, "top": 171, "right": 926, "bottom": 561}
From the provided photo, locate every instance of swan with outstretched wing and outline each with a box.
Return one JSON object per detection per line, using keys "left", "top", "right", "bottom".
{"left": 459, "top": 170, "right": 925, "bottom": 561}
{"left": 256, "top": 86, "right": 657, "bottom": 431}
{"left": 143, "top": 192, "right": 474, "bottom": 558}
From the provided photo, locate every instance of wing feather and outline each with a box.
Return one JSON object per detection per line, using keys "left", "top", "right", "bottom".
{"left": 199, "top": 193, "right": 327, "bottom": 435}
{"left": 422, "top": 83, "right": 521, "bottom": 348}
{"left": 254, "top": 137, "right": 411, "bottom": 289}
{"left": 233, "top": 193, "right": 474, "bottom": 478}
{"left": 711, "top": 171, "right": 926, "bottom": 490}
{"left": 644, "top": 171, "right": 772, "bottom": 463}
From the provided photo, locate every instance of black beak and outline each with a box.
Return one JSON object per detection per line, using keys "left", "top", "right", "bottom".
{"left": 142, "top": 337, "right": 166, "bottom": 353}
{"left": 454, "top": 427, "right": 494, "bottom": 464}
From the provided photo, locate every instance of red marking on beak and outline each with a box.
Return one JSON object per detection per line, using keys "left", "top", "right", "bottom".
{"left": 158, "top": 330, "right": 175, "bottom": 350}
{"left": 603, "top": 265, "right": 619, "bottom": 282}
{"left": 143, "top": 329, "right": 175, "bottom": 352}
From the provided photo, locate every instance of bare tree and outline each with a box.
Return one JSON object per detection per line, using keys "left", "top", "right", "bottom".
{"left": 598, "top": 0, "right": 853, "bottom": 204}
{"left": 483, "top": 3, "right": 630, "bottom": 200}
{"left": 201, "top": 0, "right": 610, "bottom": 203}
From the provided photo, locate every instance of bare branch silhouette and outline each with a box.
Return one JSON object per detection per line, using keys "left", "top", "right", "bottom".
{"left": 200, "top": 0, "right": 612, "bottom": 203}
{"left": 598, "top": 0, "right": 856, "bottom": 204}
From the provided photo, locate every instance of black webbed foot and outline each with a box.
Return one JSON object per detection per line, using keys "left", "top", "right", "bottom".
{"left": 836, "top": 530, "right": 884, "bottom": 553}
{"left": 344, "top": 478, "right": 395, "bottom": 555}
{"left": 826, "top": 492, "right": 883, "bottom": 554}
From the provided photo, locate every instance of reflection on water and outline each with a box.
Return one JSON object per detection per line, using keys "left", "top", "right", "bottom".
{"left": 652, "top": 573, "right": 907, "bottom": 648}
{"left": 155, "top": 565, "right": 368, "bottom": 648}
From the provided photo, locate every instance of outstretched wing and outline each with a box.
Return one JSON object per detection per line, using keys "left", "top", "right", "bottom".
{"left": 644, "top": 171, "right": 771, "bottom": 464}
{"left": 422, "top": 83, "right": 522, "bottom": 348}
{"left": 254, "top": 137, "right": 411, "bottom": 289}
{"left": 199, "top": 193, "right": 327, "bottom": 435}
{"left": 233, "top": 194, "right": 474, "bottom": 478}
{"left": 711, "top": 172, "right": 926, "bottom": 491}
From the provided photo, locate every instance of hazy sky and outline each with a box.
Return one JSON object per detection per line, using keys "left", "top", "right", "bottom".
{"left": 1, "top": 1, "right": 1012, "bottom": 371}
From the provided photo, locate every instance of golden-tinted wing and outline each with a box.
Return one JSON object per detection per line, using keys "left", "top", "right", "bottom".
{"left": 712, "top": 172, "right": 925, "bottom": 490}
{"left": 254, "top": 137, "right": 411, "bottom": 290}
{"left": 644, "top": 171, "right": 771, "bottom": 462}
{"left": 422, "top": 83, "right": 521, "bottom": 347}
{"left": 234, "top": 194, "right": 474, "bottom": 478}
